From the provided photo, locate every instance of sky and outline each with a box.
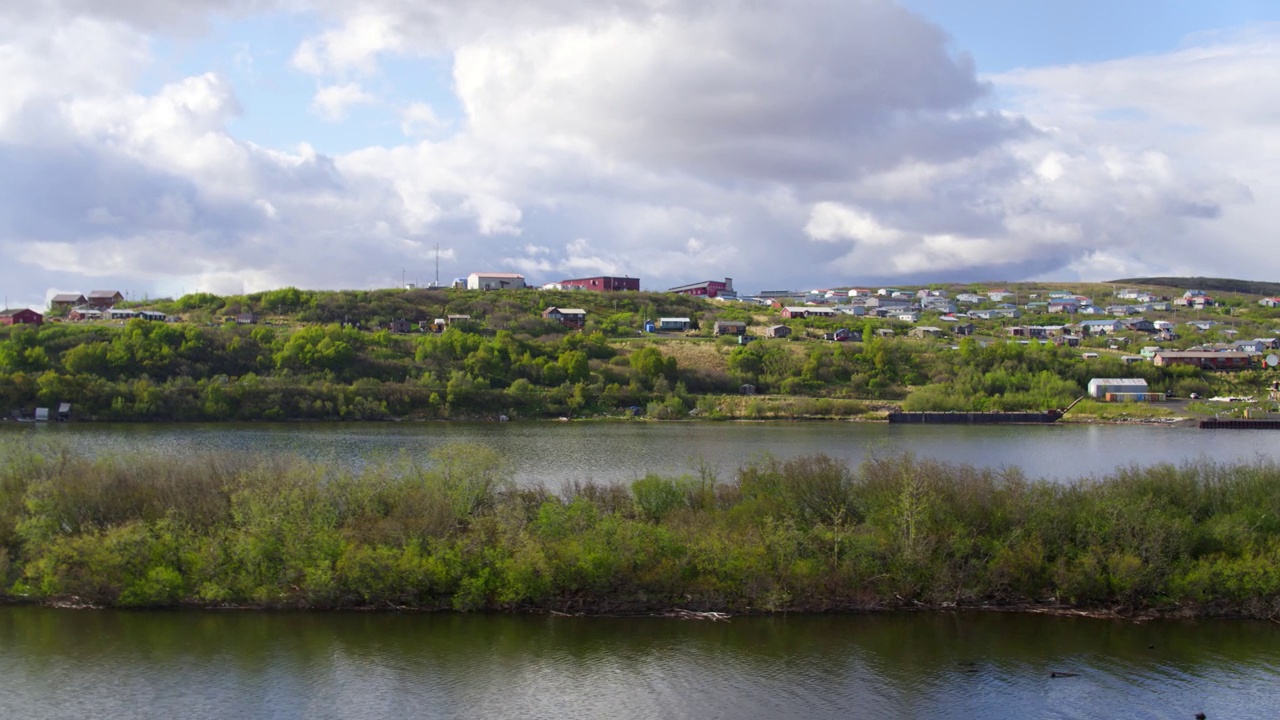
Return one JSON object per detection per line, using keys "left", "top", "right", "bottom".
{"left": 3, "top": 0, "right": 1280, "bottom": 309}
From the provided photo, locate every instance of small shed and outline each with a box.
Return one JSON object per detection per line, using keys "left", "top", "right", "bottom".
{"left": 1087, "top": 378, "right": 1149, "bottom": 399}
{"left": 714, "top": 320, "right": 747, "bottom": 336}
{"left": 657, "top": 317, "right": 692, "bottom": 331}
{"left": 909, "top": 326, "right": 944, "bottom": 339}
{"left": 765, "top": 324, "right": 791, "bottom": 339}
{"left": 389, "top": 319, "right": 413, "bottom": 333}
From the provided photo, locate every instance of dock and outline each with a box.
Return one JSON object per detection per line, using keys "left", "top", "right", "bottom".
{"left": 1198, "top": 418, "right": 1280, "bottom": 430}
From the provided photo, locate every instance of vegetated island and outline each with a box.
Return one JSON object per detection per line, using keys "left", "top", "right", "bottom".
{"left": 1, "top": 442, "right": 1277, "bottom": 618}
{"left": 6, "top": 278, "right": 1280, "bottom": 424}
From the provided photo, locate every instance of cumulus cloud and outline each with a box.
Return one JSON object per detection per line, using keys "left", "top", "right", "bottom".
{"left": 2, "top": 0, "right": 1277, "bottom": 309}
{"left": 309, "top": 82, "right": 375, "bottom": 120}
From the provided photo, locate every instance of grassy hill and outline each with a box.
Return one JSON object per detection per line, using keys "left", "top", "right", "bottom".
{"left": 1108, "top": 276, "right": 1280, "bottom": 297}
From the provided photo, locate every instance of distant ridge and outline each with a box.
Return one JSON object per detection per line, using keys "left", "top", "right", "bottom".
{"left": 1107, "top": 276, "right": 1280, "bottom": 297}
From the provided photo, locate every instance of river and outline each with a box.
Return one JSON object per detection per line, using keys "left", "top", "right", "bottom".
{"left": 1, "top": 606, "right": 1277, "bottom": 719}
{"left": 3, "top": 419, "right": 1279, "bottom": 484}
{"left": 5, "top": 421, "right": 1280, "bottom": 718}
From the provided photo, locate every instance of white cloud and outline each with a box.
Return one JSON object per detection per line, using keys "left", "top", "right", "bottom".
{"left": 3, "top": 1, "right": 1280, "bottom": 308}
{"left": 399, "top": 101, "right": 446, "bottom": 137}
{"left": 309, "top": 82, "right": 374, "bottom": 121}
{"left": 291, "top": 11, "right": 407, "bottom": 76}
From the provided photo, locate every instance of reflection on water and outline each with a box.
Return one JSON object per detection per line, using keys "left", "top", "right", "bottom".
{"left": 3, "top": 420, "right": 1279, "bottom": 485}
{"left": 1, "top": 608, "right": 1278, "bottom": 720}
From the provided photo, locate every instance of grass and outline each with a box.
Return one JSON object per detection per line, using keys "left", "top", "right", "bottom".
{"left": 5, "top": 441, "right": 1280, "bottom": 616}
{"left": 1068, "top": 399, "right": 1184, "bottom": 421}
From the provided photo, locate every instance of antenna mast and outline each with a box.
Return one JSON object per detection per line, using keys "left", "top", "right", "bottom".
{"left": 435, "top": 243, "right": 440, "bottom": 287}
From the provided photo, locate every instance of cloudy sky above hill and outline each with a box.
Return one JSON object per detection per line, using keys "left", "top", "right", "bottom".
{"left": 3, "top": 0, "right": 1279, "bottom": 308}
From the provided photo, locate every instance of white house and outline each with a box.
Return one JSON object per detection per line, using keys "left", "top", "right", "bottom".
{"left": 467, "top": 272, "right": 526, "bottom": 290}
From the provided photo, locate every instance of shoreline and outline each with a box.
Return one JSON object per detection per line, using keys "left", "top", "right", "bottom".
{"left": 0, "top": 594, "right": 1265, "bottom": 621}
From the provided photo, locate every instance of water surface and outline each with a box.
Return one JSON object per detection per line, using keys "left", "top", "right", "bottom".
{"left": 3, "top": 420, "right": 1276, "bottom": 484}
{"left": 1, "top": 607, "right": 1275, "bottom": 720}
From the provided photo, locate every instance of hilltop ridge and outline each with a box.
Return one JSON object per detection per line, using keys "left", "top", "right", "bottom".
{"left": 1107, "top": 276, "right": 1280, "bottom": 297}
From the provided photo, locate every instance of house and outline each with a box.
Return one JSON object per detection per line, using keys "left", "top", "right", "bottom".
{"left": 1053, "top": 334, "right": 1082, "bottom": 347}
{"left": 1121, "top": 318, "right": 1156, "bottom": 333}
{"left": 468, "top": 272, "right": 526, "bottom": 290}
{"left": 1047, "top": 301, "right": 1079, "bottom": 314}
{"left": 1153, "top": 351, "right": 1253, "bottom": 370}
{"left": 781, "top": 306, "right": 810, "bottom": 319}
{"left": 1078, "top": 319, "right": 1122, "bottom": 335}
{"left": 50, "top": 294, "right": 86, "bottom": 312}
{"left": 108, "top": 308, "right": 137, "bottom": 320}
{"left": 953, "top": 322, "right": 977, "bottom": 336}
{"left": 0, "top": 308, "right": 42, "bottom": 326}
{"left": 824, "top": 328, "right": 860, "bottom": 342}
{"left": 86, "top": 290, "right": 124, "bottom": 308}
{"left": 1174, "top": 291, "right": 1215, "bottom": 308}
{"left": 657, "top": 317, "right": 692, "bottom": 331}
{"left": 1260, "top": 298, "right": 1280, "bottom": 308}
{"left": 987, "top": 290, "right": 1016, "bottom": 302}
{"left": 137, "top": 310, "right": 167, "bottom": 322}
{"left": 713, "top": 320, "right": 747, "bottom": 336}
{"left": 847, "top": 288, "right": 872, "bottom": 298}
{"left": 909, "top": 326, "right": 944, "bottom": 339}
{"left": 235, "top": 312, "right": 258, "bottom": 325}
{"left": 892, "top": 311, "right": 921, "bottom": 323}
{"left": 1232, "top": 339, "right": 1268, "bottom": 354}
{"left": 543, "top": 307, "right": 587, "bottom": 329}
{"left": 388, "top": 319, "right": 413, "bottom": 333}
{"left": 1186, "top": 320, "right": 1218, "bottom": 332}
{"left": 765, "top": 324, "right": 791, "bottom": 338}
{"left": 559, "top": 276, "right": 640, "bottom": 292}
{"left": 1088, "top": 378, "right": 1150, "bottom": 399}
{"left": 955, "top": 293, "right": 985, "bottom": 304}
{"left": 921, "top": 298, "right": 957, "bottom": 314}
{"left": 68, "top": 307, "right": 102, "bottom": 321}
{"left": 668, "top": 278, "right": 735, "bottom": 299}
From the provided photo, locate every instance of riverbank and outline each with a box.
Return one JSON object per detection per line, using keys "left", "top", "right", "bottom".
{"left": 3, "top": 444, "right": 1278, "bottom": 618}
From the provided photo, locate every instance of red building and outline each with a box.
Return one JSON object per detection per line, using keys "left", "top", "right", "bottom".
{"left": 1152, "top": 351, "right": 1252, "bottom": 370}
{"left": 668, "top": 277, "right": 735, "bottom": 298}
{"left": 560, "top": 276, "right": 640, "bottom": 292}
{"left": 0, "top": 308, "right": 43, "bottom": 326}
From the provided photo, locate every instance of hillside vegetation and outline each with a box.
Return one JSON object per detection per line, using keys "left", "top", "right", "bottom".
{"left": 4, "top": 283, "right": 1277, "bottom": 421}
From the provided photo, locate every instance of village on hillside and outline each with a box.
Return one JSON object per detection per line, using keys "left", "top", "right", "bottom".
{"left": 7, "top": 272, "right": 1280, "bottom": 374}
